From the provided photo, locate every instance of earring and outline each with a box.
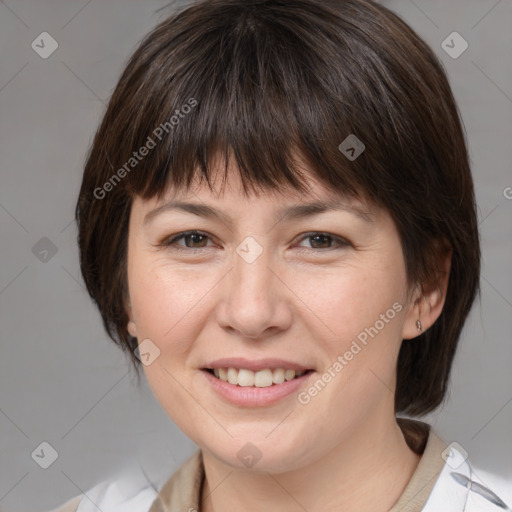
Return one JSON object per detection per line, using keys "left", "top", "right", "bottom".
{"left": 416, "top": 319, "right": 422, "bottom": 332}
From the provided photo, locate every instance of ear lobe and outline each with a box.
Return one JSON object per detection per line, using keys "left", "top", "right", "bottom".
{"left": 402, "top": 241, "right": 452, "bottom": 340}
{"left": 127, "top": 320, "right": 137, "bottom": 337}
{"left": 125, "top": 297, "right": 137, "bottom": 337}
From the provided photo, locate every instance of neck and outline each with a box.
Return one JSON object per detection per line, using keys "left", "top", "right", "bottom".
{"left": 200, "top": 415, "right": 421, "bottom": 512}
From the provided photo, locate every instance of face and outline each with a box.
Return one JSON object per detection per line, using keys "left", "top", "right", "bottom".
{"left": 125, "top": 160, "right": 420, "bottom": 473}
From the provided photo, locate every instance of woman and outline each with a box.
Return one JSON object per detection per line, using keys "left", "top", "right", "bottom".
{"left": 51, "top": 0, "right": 509, "bottom": 510}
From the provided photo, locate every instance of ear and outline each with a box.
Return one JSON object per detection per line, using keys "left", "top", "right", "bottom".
{"left": 125, "top": 297, "right": 138, "bottom": 338}
{"left": 402, "top": 240, "right": 452, "bottom": 340}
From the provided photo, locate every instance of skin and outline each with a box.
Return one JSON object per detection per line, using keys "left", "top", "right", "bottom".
{"left": 125, "top": 158, "right": 451, "bottom": 512}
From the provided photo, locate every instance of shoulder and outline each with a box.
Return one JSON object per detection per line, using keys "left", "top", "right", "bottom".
{"left": 423, "top": 434, "right": 511, "bottom": 511}
{"left": 46, "top": 467, "right": 159, "bottom": 512}
{"left": 46, "top": 450, "right": 203, "bottom": 512}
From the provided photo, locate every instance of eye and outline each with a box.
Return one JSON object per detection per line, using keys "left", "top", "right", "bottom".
{"left": 158, "top": 230, "right": 350, "bottom": 253}
{"left": 295, "top": 232, "right": 350, "bottom": 251}
{"left": 159, "top": 230, "right": 214, "bottom": 251}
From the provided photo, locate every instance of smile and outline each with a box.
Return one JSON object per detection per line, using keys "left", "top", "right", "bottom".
{"left": 205, "top": 367, "right": 310, "bottom": 387}
{"left": 201, "top": 367, "right": 315, "bottom": 407}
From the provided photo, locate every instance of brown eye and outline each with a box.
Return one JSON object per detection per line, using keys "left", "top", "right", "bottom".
{"left": 180, "top": 232, "right": 209, "bottom": 248}
{"left": 308, "top": 233, "right": 333, "bottom": 249}
{"left": 296, "top": 232, "right": 350, "bottom": 251}
{"left": 160, "top": 230, "right": 213, "bottom": 251}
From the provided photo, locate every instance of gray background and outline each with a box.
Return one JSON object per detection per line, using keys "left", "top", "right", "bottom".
{"left": 1, "top": 0, "right": 511, "bottom": 510}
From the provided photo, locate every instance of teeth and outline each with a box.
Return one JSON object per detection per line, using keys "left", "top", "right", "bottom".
{"left": 254, "top": 369, "right": 273, "bottom": 387}
{"left": 285, "top": 369, "right": 296, "bottom": 381}
{"left": 272, "top": 368, "right": 285, "bottom": 384}
{"left": 227, "top": 367, "right": 238, "bottom": 385}
{"left": 211, "top": 367, "right": 308, "bottom": 387}
{"left": 238, "top": 369, "right": 255, "bottom": 387}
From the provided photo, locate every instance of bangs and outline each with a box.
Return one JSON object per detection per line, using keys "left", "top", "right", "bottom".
{"left": 105, "top": 1, "right": 403, "bottom": 205}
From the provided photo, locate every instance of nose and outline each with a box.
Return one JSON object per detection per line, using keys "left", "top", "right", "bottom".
{"left": 215, "top": 241, "right": 293, "bottom": 340}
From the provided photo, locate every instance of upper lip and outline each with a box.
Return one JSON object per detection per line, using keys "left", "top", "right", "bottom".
{"left": 203, "top": 357, "right": 314, "bottom": 372}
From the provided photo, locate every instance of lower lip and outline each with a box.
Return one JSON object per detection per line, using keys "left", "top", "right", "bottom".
{"left": 201, "top": 369, "right": 314, "bottom": 407}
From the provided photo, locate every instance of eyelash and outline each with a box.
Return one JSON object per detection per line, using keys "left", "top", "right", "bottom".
{"left": 158, "top": 230, "right": 350, "bottom": 253}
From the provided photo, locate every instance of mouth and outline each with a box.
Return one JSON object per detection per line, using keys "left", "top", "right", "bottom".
{"left": 202, "top": 367, "right": 315, "bottom": 388}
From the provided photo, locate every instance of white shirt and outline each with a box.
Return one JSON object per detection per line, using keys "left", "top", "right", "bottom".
{"left": 49, "top": 427, "right": 511, "bottom": 512}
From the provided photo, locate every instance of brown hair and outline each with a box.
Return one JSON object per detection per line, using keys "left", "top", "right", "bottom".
{"left": 76, "top": 0, "right": 480, "bottom": 416}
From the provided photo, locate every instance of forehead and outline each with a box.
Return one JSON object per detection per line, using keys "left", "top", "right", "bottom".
{"left": 133, "top": 156, "right": 375, "bottom": 216}
{"left": 132, "top": 164, "right": 381, "bottom": 236}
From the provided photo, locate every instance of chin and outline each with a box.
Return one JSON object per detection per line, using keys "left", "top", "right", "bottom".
{"left": 202, "top": 433, "right": 315, "bottom": 474}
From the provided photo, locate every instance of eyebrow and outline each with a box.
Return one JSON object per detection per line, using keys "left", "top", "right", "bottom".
{"left": 142, "top": 198, "right": 375, "bottom": 228}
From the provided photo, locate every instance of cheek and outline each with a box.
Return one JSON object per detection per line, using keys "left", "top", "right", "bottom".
{"left": 302, "top": 259, "right": 407, "bottom": 416}
{"left": 127, "top": 260, "right": 213, "bottom": 435}
{"left": 128, "top": 246, "right": 407, "bottom": 356}
{"left": 127, "top": 257, "right": 211, "bottom": 357}
{"left": 306, "top": 261, "right": 406, "bottom": 343}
